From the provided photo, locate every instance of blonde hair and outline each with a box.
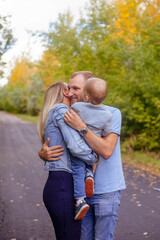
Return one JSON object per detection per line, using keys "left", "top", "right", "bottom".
{"left": 84, "top": 78, "right": 108, "bottom": 105}
{"left": 37, "top": 82, "right": 67, "bottom": 143}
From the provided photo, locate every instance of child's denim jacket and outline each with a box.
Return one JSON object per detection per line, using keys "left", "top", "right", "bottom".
{"left": 44, "top": 103, "right": 97, "bottom": 173}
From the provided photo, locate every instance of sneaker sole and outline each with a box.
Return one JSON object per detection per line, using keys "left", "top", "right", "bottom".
{"left": 85, "top": 177, "right": 94, "bottom": 198}
{"left": 74, "top": 205, "right": 90, "bottom": 221}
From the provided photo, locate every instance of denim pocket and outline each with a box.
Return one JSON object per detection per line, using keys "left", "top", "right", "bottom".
{"left": 95, "top": 197, "right": 114, "bottom": 216}
{"left": 94, "top": 191, "right": 120, "bottom": 217}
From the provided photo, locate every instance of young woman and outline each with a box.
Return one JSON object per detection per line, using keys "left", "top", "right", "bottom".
{"left": 37, "top": 82, "right": 96, "bottom": 240}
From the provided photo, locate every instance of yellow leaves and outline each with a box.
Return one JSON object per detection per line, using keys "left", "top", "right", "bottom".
{"left": 114, "top": 21, "right": 121, "bottom": 28}
{"left": 8, "top": 56, "right": 36, "bottom": 87}
{"left": 146, "top": 3, "right": 160, "bottom": 24}
{"left": 130, "top": 27, "right": 136, "bottom": 34}
{"left": 37, "top": 50, "right": 60, "bottom": 87}
{"left": 112, "top": 0, "right": 160, "bottom": 43}
{"left": 9, "top": 58, "right": 28, "bottom": 85}
{"left": 113, "top": 0, "right": 140, "bottom": 42}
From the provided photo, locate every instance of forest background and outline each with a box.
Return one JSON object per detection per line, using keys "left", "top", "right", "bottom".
{"left": 0, "top": 0, "right": 160, "bottom": 172}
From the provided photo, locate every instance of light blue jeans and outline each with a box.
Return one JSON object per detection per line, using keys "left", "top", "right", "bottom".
{"left": 81, "top": 190, "right": 121, "bottom": 240}
{"left": 71, "top": 155, "right": 93, "bottom": 199}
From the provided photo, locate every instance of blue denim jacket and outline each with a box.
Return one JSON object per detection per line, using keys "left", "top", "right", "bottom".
{"left": 44, "top": 103, "right": 97, "bottom": 173}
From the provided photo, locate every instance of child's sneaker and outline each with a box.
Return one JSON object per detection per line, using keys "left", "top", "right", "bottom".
{"left": 74, "top": 199, "right": 89, "bottom": 220}
{"left": 85, "top": 170, "right": 94, "bottom": 198}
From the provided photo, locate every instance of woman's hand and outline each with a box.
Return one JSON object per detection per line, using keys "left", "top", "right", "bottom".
{"left": 38, "top": 138, "right": 64, "bottom": 161}
{"left": 64, "top": 109, "right": 86, "bottom": 131}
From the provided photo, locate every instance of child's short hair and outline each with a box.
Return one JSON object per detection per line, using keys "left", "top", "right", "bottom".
{"left": 84, "top": 78, "right": 108, "bottom": 105}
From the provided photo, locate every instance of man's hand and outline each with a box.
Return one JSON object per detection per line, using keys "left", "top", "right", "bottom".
{"left": 64, "top": 109, "right": 86, "bottom": 131}
{"left": 38, "top": 138, "right": 64, "bottom": 161}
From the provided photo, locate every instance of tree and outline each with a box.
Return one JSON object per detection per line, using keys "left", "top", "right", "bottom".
{"left": 27, "top": 75, "right": 44, "bottom": 115}
{"left": 111, "top": 0, "right": 160, "bottom": 151}
{"left": 45, "top": 10, "right": 80, "bottom": 80}
{"left": 8, "top": 56, "right": 36, "bottom": 87}
{"left": 0, "top": 55, "right": 44, "bottom": 115}
{"left": 0, "top": 15, "right": 15, "bottom": 77}
{"left": 36, "top": 50, "right": 60, "bottom": 87}
{"left": 0, "top": 84, "right": 27, "bottom": 113}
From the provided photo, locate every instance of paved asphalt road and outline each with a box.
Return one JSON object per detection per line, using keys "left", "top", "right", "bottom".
{"left": 0, "top": 111, "right": 160, "bottom": 240}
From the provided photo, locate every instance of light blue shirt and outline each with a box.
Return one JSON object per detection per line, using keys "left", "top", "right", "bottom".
{"left": 94, "top": 106, "right": 126, "bottom": 194}
{"left": 72, "top": 102, "right": 113, "bottom": 137}
{"left": 44, "top": 103, "right": 97, "bottom": 172}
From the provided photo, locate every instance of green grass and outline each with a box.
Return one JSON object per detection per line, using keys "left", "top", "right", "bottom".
{"left": 121, "top": 141, "right": 160, "bottom": 177}
{"left": 16, "top": 113, "right": 39, "bottom": 124}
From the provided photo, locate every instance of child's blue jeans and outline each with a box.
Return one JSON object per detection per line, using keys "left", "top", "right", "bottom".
{"left": 71, "top": 155, "right": 93, "bottom": 198}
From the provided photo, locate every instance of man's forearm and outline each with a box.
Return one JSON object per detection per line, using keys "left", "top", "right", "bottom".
{"left": 83, "top": 130, "right": 118, "bottom": 159}
{"left": 64, "top": 109, "right": 118, "bottom": 158}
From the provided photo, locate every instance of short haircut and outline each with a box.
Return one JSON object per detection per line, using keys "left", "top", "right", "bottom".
{"left": 70, "top": 71, "right": 95, "bottom": 81}
{"left": 84, "top": 78, "right": 108, "bottom": 105}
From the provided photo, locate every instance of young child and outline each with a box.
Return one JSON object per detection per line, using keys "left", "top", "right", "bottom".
{"left": 71, "top": 78, "right": 113, "bottom": 220}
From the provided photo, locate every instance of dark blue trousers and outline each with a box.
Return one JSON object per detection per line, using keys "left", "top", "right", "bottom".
{"left": 43, "top": 171, "right": 81, "bottom": 240}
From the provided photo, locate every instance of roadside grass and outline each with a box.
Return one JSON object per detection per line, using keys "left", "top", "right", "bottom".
{"left": 16, "top": 113, "right": 39, "bottom": 124}
{"left": 16, "top": 113, "right": 160, "bottom": 177}
{"left": 121, "top": 141, "right": 160, "bottom": 177}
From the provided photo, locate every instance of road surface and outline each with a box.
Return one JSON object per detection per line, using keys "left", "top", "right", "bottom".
{"left": 0, "top": 111, "right": 160, "bottom": 240}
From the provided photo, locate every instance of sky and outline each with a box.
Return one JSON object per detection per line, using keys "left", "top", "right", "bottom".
{"left": 0, "top": 0, "right": 89, "bottom": 86}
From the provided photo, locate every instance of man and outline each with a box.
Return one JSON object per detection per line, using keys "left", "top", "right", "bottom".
{"left": 39, "top": 71, "right": 126, "bottom": 240}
